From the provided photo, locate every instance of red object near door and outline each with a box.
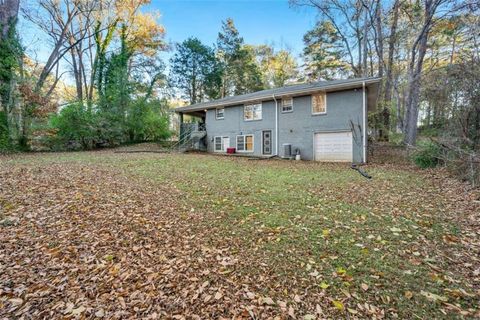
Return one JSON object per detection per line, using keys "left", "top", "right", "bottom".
{"left": 227, "top": 147, "right": 236, "bottom": 154}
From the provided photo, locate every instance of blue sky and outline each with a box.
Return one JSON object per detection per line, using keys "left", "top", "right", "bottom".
{"left": 19, "top": 0, "right": 319, "bottom": 73}
{"left": 150, "top": 0, "right": 317, "bottom": 59}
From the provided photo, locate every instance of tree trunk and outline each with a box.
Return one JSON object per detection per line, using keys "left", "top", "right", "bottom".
{"left": 403, "top": 0, "right": 436, "bottom": 146}
{"left": 361, "top": 6, "right": 368, "bottom": 77}
{"left": 0, "top": 0, "right": 19, "bottom": 39}
{"left": 0, "top": 0, "right": 20, "bottom": 144}
{"left": 384, "top": 0, "right": 400, "bottom": 103}
{"left": 404, "top": 36, "right": 428, "bottom": 144}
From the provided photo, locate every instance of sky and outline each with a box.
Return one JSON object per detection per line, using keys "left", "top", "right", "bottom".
{"left": 151, "top": 0, "right": 318, "bottom": 59}
{"left": 19, "top": 0, "right": 319, "bottom": 78}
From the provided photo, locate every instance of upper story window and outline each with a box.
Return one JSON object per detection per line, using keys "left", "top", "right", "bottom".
{"left": 312, "top": 92, "right": 327, "bottom": 114}
{"left": 282, "top": 97, "right": 293, "bottom": 113}
{"left": 244, "top": 103, "right": 262, "bottom": 121}
{"left": 216, "top": 108, "right": 224, "bottom": 120}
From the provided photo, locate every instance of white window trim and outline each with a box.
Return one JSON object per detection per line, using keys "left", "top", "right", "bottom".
{"left": 214, "top": 136, "right": 228, "bottom": 152}
{"left": 244, "top": 103, "right": 262, "bottom": 121}
{"left": 312, "top": 92, "right": 327, "bottom": 115}
{"left": 216, "top": 108, "right": 225, "bottom": 120}
{"left": 236, "top": 134, "right": 254, "bottom": 153}
{"left": 281, "top": 97, "right": 293, "bottom": 113}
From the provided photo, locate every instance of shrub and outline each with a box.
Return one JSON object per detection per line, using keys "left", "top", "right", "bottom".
{"left": 49, "top": 99, "right": 171, "bottom": 151}
{"left": 126, "top": 99, "right": 171, "bottom": 142}
{"left": 412, "top": 141, "right": 442, "bottom": 169}
{"left": 49, "top": 103, "right": 98, "bottom": 150}
{"left": 389, "top": 132, "right": 404, "bottom": 146}
{"left": 0, "top": 111, "right": 11, "bottom": 152}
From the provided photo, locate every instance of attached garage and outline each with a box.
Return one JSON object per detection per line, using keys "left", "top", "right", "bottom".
{"left": 314, "top": 131, "right": 353, "bottom": 162}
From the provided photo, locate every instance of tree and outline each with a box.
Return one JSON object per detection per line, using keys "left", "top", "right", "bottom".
{"left": 17, "top": 0, "right": 169, "bottom": 150}
{"left": 252, "top": 44, "right": 298, "bottom": 88}
{"left": 302, "top": 20, "right": 348, "bottom": 80}
{"left": 169, "top": 37, "right": 222, "bottom": 104}
{"left": 232, "top": 45, "right": 264, "bottom": 95}
{"left": 22, "top": 0, "right": 93, "bottom": 94}
{"left": 380, "top": 0, "right": 401, "bottom": 141}
{"left": 403, "top": 0, "right": 462, "bottom": 145}
{"left": 0, "top": 0, "right": 20, "bottom": 38}
{"left": 98, "top": 25, "right": 132, "bottom": 119}
{"left": 292, "top": 0, "right": 372, "bottom": 77}
{"left": 216, "top": 18, "right": 263, "bottom": 96}
{"left": 217, "top": 18, "right": 242, "bottom": 97}
{"left": 0, "top": 0, "right": 21, "bottom": 148}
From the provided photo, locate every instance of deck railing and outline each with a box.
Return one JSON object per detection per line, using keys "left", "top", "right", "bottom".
{"left": 173, "top": 122, "right": 207, "bottom": 151}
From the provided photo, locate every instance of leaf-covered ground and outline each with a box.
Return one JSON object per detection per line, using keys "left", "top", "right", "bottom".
{"left": 1, "top": 150, "right": 479, "bottom": 319}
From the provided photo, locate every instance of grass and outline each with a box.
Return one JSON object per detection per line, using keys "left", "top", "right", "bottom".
{"left": 1, "top": 151, "right": 478, "bottom": 318}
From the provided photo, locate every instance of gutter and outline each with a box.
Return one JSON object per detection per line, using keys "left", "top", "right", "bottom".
{"left": 273, "top": 94, "right": 278, "bottom": 156}
{"left": 362, "top": 81, "right": 367, "bottom": 163}
{"left": 175, "top": 78, "right": 382, "bottom": 113}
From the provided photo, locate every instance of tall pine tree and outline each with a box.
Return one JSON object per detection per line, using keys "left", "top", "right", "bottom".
{"left": 170, "top": 37, "right": 222, "bottom": 104}
{"left": 217, "top": 18, "right": 263, "bottom": 96}
{"left": 302, "top": 21, "right": 348, "bottom": 81}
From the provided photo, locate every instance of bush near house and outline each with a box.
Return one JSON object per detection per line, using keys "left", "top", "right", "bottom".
{"left": 48, "top": 99, "right": 171, "bottom": 151}
{"left": 411, "top": 141, "right": 442, "bottom": 169}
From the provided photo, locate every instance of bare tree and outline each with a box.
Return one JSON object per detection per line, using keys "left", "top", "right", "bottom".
{"left": 403, "top": 0, "right": 464, "bottom": 145}
{"left": 291, "top": 0, "right": 370, "bottom": 77}
{"left": 22, "top": 0, "right": 96, "bottom": 94}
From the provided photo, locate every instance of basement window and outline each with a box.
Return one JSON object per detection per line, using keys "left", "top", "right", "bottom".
{"left": 236, "top": 135, "right": 254, "bottom": 152}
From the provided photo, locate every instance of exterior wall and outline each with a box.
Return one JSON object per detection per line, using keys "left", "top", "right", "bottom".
{"left": 205, "top": 100, "right": 276, "bottom": 155}
{"left": 278, "top": 89, "right": 364, "bottom": 162}
{"left": 204, "top": 88, "right": 365, "bottom": 162}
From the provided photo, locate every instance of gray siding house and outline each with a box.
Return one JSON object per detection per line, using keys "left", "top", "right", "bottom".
{"left": 175, "top": 77, "right": 380, "bottom": 163}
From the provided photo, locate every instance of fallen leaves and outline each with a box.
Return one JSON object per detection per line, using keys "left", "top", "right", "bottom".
{"left": 8, "top": 298, "right": 23, "bottom": 306}
{"left": 0, "top": 150, "right": 479, "bottom": 319}
{"left": 404, "top": 291, "right": 413, "bottom": 299}
{"left": 331, "top": 300, "right": 344, "bottom": 311}
{"left": 421, "top": 290, "right": 449, "bottom": 303}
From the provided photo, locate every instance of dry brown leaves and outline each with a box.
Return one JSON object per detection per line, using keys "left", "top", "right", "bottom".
{"left": 0, "top": 160, "right": 285, "bottom": 319}
{"left": 1, "top": 152, "right": 479, "bottom": 319}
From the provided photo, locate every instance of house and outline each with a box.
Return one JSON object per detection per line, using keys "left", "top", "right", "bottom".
{"left": 175, "top": 77, "right": 380, "bottom": 163}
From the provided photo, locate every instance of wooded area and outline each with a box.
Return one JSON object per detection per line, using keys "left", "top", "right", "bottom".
{"left": 0, "top": 0, "right": 479, "bottom": 183}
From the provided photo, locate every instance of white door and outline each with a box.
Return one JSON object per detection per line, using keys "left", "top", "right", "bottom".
{"left": 223, "top": 137, "right": 230, "bottom": 151}
{"left": 314, "top": 131, "right": 353, "bottom": 162}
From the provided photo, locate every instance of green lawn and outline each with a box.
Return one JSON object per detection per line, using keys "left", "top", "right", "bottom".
{"left": 1, "top": 151, "right": 478, "bottom": 319}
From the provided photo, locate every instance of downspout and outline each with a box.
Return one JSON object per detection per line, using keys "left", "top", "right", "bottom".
{"left": 362, "top": 81, "right": 367, "bottom": 163}
{"left": 273, "top": 94, "right": 278, "bottom": 156}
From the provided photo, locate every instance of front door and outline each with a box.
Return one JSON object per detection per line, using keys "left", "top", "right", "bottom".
{"left": 262, "top": 130, "right": 272, "bottom": 155}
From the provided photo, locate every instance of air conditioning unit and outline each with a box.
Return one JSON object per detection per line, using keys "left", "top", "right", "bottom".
{"left": 283, "top": 143, "right": 292, "bottom": 159}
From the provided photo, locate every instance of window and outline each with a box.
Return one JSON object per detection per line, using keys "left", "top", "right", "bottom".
{"left": 214, "top": 136, "right": 230, "bottom": 152}
{"left": 312, "top": 92, "right": 327, "bottom": 114}
{"left": 236, "top": 135, "right": 254, "bottom": 152}
{"left": 216, "top": 108, "right": 224, "bottom": 120}
{"left": 244, "top": 103, "right": 262, "bottom": 121}
{"left": 282, "top": 97, "right": 293, "bottom": 113}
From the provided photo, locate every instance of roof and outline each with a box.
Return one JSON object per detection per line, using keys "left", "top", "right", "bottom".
{"left": 175, "top": 77, "right": 381, "bottom": 113}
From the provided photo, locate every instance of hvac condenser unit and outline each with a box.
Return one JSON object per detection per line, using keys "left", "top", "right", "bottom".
{"left": 283, "top": 143, "right": 292, "bottom": 159}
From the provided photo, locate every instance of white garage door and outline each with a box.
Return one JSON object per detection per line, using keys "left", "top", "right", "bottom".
{"left": 314, "top": 131, "right": 353, "bottom": 162}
